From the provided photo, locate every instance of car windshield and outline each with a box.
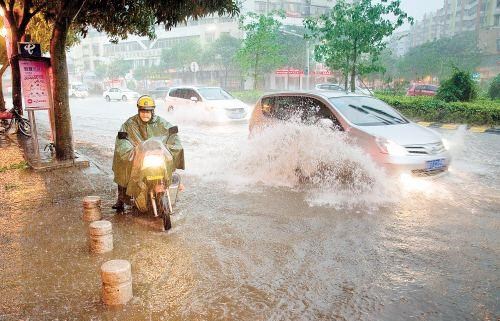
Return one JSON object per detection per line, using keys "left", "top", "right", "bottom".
{"left": 329, "top": 96, "right": 408, "bottom": 126}
{"left": 197, "top": 88, "right": 233, "bottom": 100}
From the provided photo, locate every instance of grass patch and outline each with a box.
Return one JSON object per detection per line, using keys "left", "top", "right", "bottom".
{"left": 230, "top": 90, "right": 264, "bottom": 104}
{"left": 0, "top": 161, "right": 29, "bottom": 173}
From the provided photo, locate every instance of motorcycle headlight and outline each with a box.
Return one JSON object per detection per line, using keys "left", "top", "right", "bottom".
{"left": 376, "top": 137, "right": 407, "bottom": 156}
{"left": 142, "top": 155, "right": 165, "bottom": 169}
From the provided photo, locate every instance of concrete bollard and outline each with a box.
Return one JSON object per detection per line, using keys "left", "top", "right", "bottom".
{"left": 101, "top": 260, "right": 133, "bottom": 305}
{"left": 88, "top": 220, "right": 113, "bottom": 253}
{"left": 82, "top": 196, "right": 102, "bottom": 222}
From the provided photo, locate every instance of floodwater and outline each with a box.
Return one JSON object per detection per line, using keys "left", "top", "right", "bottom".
{"left": 0, "top": 97, "right": 498, "bottom": 320}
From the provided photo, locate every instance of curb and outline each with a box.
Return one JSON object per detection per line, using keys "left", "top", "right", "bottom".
{"left": 416, "top": 122, "right": 500, "bottom": 134}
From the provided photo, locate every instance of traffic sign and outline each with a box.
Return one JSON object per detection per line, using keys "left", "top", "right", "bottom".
{"left": 190, "top": 61, "right": 199, "bottom": 73}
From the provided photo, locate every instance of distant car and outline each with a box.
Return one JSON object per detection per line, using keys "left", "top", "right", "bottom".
{"left": 103, "top": 88, "right": 140, "bottom": 102}
{"left": 249, "top": 91, "right": 451, "bottom": 176}
{"left": 148, "top": 86, "right": 170, "bottom": 99}
{"left": 165, "top": 86, "right": 248, "bottom": 120}
{"left": 69, "top": 84, "right": 89, "bottom": 98}
{"left": 406, "top": 84, "right": 438, "bottom": 96}
{"left": 315, "top": 83, "right": 372, "bottom": 96}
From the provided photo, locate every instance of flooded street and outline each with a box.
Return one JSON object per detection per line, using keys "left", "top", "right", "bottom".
{"left": 1, "top": 97, "right": 498, "bottom": 320}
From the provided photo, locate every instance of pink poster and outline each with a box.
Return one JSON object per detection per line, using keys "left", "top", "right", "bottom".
{"left": 19, "top": 60, "right": 51, "bottom": 110}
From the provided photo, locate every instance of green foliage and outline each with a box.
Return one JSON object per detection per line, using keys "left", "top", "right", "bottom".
{"left": 161, "top": 39, "right": 202, "bottom": 70}
{"left": 304, "top": 0, "right": 412, "bottom": 92}
{"left": 488, "top": 74, "right": 500, "bottom": 100}
{"left": 27, "top": 14, "right": 80, "bottom": 53}
{"left": 0, "top": 161, "right": 29, "bottom": 173}
{"left": 436, "top": 67, "right": 477, "bottom": 102}
{"left": 107, "top": 60, "right": 133, "bottom": 79}
{"left": 236, "top": 11, "right": 285, "bottom": 90}
{"left": 203, "top": 34, "right": 241, "bottom": 69}
{"left": 231, "top": 90, "right": 264, "bottom": 104}
{"left": 277, "top": 27, "right": 308, "bottom": 69}
{"left": 376, "top": 94, "right": 500, "bottom": 125}
{"left": 396, "top": 32, "right": 481, "bottom": 81}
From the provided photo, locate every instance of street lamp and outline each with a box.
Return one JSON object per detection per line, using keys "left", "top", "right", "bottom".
{"left": 279, "top": 28, "right": 310, "bottom": 89}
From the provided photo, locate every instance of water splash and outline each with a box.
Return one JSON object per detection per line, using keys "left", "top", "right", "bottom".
{"left": 191, "top": 120, "right": 395, "bottom": 209}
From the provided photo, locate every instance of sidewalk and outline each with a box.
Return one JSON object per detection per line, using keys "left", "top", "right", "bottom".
{"left": 0, "top": 133, "right": 118, "bottom": 319}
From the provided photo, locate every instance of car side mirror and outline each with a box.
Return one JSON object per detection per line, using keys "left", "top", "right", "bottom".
{"left": 190, "top": 96, "right": 198, "bottom": 102}
{"left": 168, "top": 126, "right": 178, "bottom": 135}
{"left": 117, "top": 131, "right": 128, "bottom": 139}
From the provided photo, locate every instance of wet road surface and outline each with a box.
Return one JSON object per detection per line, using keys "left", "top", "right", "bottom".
{"left": 1, "top": 96, "right": 498, "bottom": 320}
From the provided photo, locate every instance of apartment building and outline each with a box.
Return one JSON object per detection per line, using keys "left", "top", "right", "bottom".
{"left": 407, "top": 0, "right": 500, "bottom": 48}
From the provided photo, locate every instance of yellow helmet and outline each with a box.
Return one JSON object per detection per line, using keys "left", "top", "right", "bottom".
{"left": 137, "top": 95, "right": 155, "bottom": 110}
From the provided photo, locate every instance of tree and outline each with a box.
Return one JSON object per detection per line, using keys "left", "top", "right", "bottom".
{"left": 160, "top": 38, "right": 202, "bottom": 71}
{"left": 40, "top": 0, "right": 239, "bottom": 160}
{"left": 203, "top": 33, "right": 241, "bottom": 87}
{"left": 107, "top": 59, "right": 132, "bottom": 79}
{"left": 488, "top": 74, "right": 500, "bottom": 100}
{"left": 436, "top": 67, "right": 477, "bottom": 102}
{"left": 0, "top": 0, "right": 47, "bottom": 113}
{"left": 0, "top": 19, "right": 9, "bottom": 112}
{"left": 236, "top": 11, "right": 285, "bottom": 90}
{"left": 396, "top": 32, "right": 481, "bottom": 81}
{"left": 304, "top": 0, "right": 412, "bottom": 92}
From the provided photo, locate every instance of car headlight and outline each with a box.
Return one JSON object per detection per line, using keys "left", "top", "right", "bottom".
{"left": 442, "top": 138, "right": 450, "bottom": 150}
{"left": 376, "top": 137, "right": 407, "bottom": 156}
{"left": 142, "top": 155, "right": 165, "bottom": 169}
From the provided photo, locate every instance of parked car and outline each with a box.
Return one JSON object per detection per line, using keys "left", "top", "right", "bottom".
{"left": 315, "top": 83, "right": 372, "bottom": 96}
{"left": 406, "top": 84, "right": 438, "bottom": 96}
{"left": 148, "top": 86, "right": 170, "bottom": 99}
{"left": 103, "top": 88, "right": 140, "bottom": 102}
{"left": 249, "top": 91, "right": 451, "bottom": 176}
{"left": 69, "top": 84, "right": 89, "bottom": 98}
{"left": 165, "top": 86, "right": 248, "bottom": 120}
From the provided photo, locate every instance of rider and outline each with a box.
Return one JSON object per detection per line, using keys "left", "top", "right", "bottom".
{"left": 112, "top": 95, "right": 184, "bottom": 211}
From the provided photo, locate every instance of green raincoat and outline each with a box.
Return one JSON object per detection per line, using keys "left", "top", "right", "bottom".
{"left": 112, "top": 114, "right": 184, "bottom": 204}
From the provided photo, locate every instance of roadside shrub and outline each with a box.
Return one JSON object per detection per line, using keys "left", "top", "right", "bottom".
{"left": 376, "top": 94, "right": 500, "bottom": 125}
{"left": 231, "top": 90, "right": 264, "bottom": 104}
{"left": 488, "top": 74, "right": 500, "bottom": 100}
{"left": 436, "top": 67, "right": 478, "bottom": 102}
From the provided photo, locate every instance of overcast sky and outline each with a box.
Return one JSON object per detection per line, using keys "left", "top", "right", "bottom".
{"left": 399, "top": 0, "right": 445, "bottom": 21}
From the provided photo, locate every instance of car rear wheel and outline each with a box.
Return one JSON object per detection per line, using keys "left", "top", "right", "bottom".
{"left": 105, "top": 95, "right": 111, "bottom": 102}
{"left": 122, "top": 95, "right": 127, "bottom": 101}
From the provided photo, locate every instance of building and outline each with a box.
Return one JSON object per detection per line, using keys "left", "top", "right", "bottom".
{"left": 69, "top": 1, "right": 339, "bottom": 76}
{"left": 407, "top": 0, "right": 500, "bottom": 48}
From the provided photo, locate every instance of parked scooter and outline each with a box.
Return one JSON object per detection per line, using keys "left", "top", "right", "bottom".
{"left": 124, "top": 126, "right": 181, "bottom": 230}
{"left": 0, "top": 108, "right": 31, "bottom": 136}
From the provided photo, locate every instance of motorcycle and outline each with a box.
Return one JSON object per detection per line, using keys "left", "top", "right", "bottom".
{"left": 124, "top": 126, "right": 181, "bottom": 231}
{"left": 0, "top": 108, "right": 31, "bottom": 136}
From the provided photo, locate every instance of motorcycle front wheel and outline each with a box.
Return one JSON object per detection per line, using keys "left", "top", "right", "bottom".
{"left": 156, "top": 193, "right": 172, "bottom": 231}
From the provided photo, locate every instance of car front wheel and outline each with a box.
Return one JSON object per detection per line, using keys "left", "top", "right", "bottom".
{"left": 105, "top": 95, "right": 111, "bottom": 102}
{"left": 122, "top": 95, "right": 127, "bottom": 101}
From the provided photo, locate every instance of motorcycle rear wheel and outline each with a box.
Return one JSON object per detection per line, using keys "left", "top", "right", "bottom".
{"left": 17, "top": 118, "right": 31, "bottom": 137}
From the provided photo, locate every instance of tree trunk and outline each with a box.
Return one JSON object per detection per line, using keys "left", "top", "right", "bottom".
{"left": 9, "top": 30, "right": 23, "bottom": 114}
{"left": 50, "top": 21, "right": 74, "bottom": 160}
{"left": 350, "top": 41, "right": 357, "bottom": 93}
{"left": 0, "top": 60, "right": 9, "bottom": 112}
{"left": 253, "top": 53, "right": 259, "bottom": 90}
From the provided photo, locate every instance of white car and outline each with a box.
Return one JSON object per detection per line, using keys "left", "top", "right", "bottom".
{"left": 249, "top": 91, "right": 451, "bottom": 176}
{"left": 69, "top": 84, "right": 89, "bottom": 98}
{"left": 103, "top": 88, "right": 140, "bottom": 102}
{"left": 165, "top": 86, "right": 248, "bottom": 120}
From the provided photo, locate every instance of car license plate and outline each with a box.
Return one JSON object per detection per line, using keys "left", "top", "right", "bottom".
{"left": 426, "top": 159, "right": 445, "bottom": 171}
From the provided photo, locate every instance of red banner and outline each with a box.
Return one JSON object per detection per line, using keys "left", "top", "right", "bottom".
{"left": 275, "top": 68, "right": 304, "bottom": 75}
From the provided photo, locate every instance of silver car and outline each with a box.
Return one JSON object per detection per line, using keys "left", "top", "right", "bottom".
{"left": 249, "top": 91, "right": 451, "bottom": 176}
